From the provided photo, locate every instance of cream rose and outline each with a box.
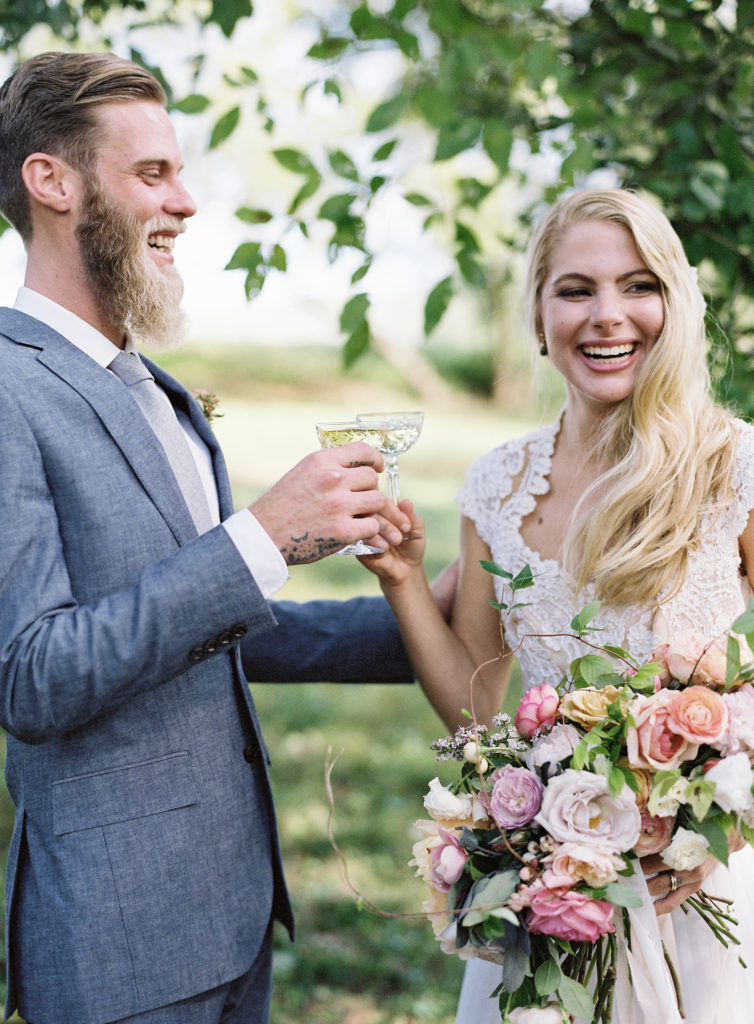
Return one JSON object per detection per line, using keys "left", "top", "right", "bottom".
{"left": 560, "top": 685, "right": 627, "bottom": 729}
{"left": 661, "top": 826, "right": 710, "bottom": 870}
{"left": 508, "top": 1007, "right": 565, "bottom": 1024}
{"left": 423, "top": 777, "right": 488, "bottom": 826}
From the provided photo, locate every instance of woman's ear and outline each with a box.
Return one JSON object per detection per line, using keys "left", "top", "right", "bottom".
{"left": 21, "top": 152, "right": 80, "bottom": 213}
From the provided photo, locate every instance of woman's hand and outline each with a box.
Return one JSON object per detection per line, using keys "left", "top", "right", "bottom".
{"left": 358, "top": 499, "right": 426, "bottom": 587}
{"left": 642, "top": 828, "right": 746, "bottom": 915}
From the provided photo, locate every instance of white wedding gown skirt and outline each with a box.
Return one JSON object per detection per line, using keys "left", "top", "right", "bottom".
{"left": 455, "top": 845, "right": 754, "bottom": 1024}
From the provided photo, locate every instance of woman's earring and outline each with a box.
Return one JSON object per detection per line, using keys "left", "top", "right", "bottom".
{"left": 539, "top": 333, "right": 548, "bottom": 356}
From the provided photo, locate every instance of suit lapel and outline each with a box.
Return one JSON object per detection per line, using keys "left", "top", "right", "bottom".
{"left": 0, "top": 309, "right": 200, "bottom": 545}
{"left": 145, "top": 357, "right": 235, "bottom": 520}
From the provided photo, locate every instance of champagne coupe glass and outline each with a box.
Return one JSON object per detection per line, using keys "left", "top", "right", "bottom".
{"left": 315, "top": 419, "right": 389, "bottom": 556}
{"left": 355, "top": 411, "right": 424, "bottom": 502}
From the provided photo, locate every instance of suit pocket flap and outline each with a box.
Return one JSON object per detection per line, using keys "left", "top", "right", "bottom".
{"left": 52, "top": 751, "right": 197, "bottom": 836}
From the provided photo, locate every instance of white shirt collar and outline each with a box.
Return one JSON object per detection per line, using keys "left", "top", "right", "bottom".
{"left": 13, "top": 286, "right": 134, "bottom": 365}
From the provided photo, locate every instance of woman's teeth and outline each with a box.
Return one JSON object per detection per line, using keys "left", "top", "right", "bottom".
{"left": 581, "top": 343, "right": 636, "bottom": 363}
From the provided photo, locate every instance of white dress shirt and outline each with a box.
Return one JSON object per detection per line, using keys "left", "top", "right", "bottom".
{"left": 14, "top": 286, "right": 288, "bottom": 598}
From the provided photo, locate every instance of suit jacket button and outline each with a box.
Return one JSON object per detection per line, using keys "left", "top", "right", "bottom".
{"left": 203, "top": 638, "right": 218, "bottom": 654}
{"left": 243, "top": 744, "right": 260, "bottom": 763}
{"left": 230, "top": 623, "right": 248, "bottom": 640}
{"left": 189, "top": 646, "right": 205, "bottom": 663}
{"left": 217, "top": 631, "right": 231, "bottom": 646}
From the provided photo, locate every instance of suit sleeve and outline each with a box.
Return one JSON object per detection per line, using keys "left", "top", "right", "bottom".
{"left": 0, "top": 385, "right": 276, "bottom": 743}
{"left": 241, "top": 597, "right": 415, "bottom": 683}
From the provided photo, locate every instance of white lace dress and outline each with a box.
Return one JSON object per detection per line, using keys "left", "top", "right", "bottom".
{"left": 453, "top": 416, "right": 754, "bottom": 1024}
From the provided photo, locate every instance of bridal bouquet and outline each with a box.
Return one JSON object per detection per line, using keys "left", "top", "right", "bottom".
{"left": 411, "top": 565, "right": 754, "bottom": 1023}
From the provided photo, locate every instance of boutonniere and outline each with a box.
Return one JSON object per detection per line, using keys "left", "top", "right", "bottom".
{"left": 192, "top": 389, "right": 223, "bottom": 424}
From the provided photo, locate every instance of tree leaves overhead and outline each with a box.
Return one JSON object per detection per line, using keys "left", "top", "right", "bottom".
{"left": 4, "top": 0, "right": 754, "bottom": 406}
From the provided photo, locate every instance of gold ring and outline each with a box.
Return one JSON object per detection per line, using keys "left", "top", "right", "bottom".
{"left": 668, "top": 870, "right": 680, "bottom": 894}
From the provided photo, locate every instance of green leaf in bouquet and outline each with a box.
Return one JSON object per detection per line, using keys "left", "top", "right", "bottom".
{"left": 731, "top": 596, "right": 754, "bottom": 637}
{"left": 502, "top": 939, "right": 531, "bottom": 994}
{"left": 535, "top": 958, "right": 562, "bottom": 996}
{"left": 461, "top": 870, "right": 519, "bottom": 927}
{"left": 602, "top": 642, "right": 635, "bottom": 661}
{"left": 570, "top": 600, "right": 602, "bottom": 634}
{"left": 608, "top": 765, "right": 628, "bottom": 798}
{"left": 726, "top": 634, "right": 741, "bottom": 687}
{"left": 479, "top": 560, "right": 514, "bottom": 580}
{"left": 557, "top": 974, "right": 595, "bottom": 1019}
{"left": 510, "top": 564, "right": 536, "bottom": 592}
{"left": 685, "top": 777, "right": 716, "bottom": 823}
{"left": 601, "top": 881, "right": 644, "bottom": 908}
{"left": 647, "top": 769, "right": 681, "bottom": 815}
{"left": 571, "top": 654, "right": 616, "bottom": 686}
{"left": 628, "top": 662, "right": 664, "bottom": 693}
{"left": 692, "top": 815, "right": 729, "bottom": 866}
{"left": 616, "top": 764, "right": 640, "bottom": 793}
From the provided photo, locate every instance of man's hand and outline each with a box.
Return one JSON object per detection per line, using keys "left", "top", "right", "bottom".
{"left": 250, "top": 442, "right": 403, "bottom": 565}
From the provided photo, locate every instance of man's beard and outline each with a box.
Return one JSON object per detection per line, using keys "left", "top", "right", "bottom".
{"left": 75, "top": 183, "right": 186, "bottom": 350}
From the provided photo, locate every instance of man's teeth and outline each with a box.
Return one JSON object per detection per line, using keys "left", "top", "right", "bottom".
{"left": 582, "top": 343, "right": 636, "bottom": 362}
{"left": 148, "top": 233, "right": 175, "bottom": 253}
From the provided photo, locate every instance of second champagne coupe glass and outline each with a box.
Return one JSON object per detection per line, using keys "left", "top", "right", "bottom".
{"left": 355, "top": 411, "right": 424, "bottom": 502}
{"left": 315, "top": 419, "right": 389, "bottom": 555}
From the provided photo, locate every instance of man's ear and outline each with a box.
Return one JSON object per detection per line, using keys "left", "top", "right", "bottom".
{"left": 21, "top": 153, "right": 80, "bottom": 213}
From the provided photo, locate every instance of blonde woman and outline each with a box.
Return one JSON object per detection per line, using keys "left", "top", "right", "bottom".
{"left": 364, "top": 189, "right": 754, "bottom": 1023}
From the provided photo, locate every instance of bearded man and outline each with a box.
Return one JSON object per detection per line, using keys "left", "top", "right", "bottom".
{"left": 0, "top": 51, "right": 421, "bottom": 1024}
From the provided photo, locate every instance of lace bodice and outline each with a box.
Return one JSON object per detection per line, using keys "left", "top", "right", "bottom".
{"left": 457, "top": 416, "right": 754, "bottom": 690}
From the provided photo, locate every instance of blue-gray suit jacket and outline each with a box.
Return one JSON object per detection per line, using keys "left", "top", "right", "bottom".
{"left": 0, "top": 308, "right": 412, "bottom": 1024}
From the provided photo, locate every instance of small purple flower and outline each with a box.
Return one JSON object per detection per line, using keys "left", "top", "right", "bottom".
{"left": 486, "top": 765, "right": 544, "bottom": 829}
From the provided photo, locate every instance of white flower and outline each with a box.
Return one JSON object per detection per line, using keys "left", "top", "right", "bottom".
{"left": 661, "top": 827, "right": 710, "bottom": 870}
{"left": 508, "top": 1006, "right": 565, "bottom": 1024}
{"left": 524, "top": 723, "right": 581, "bottom": 770}
{"left": 534, "top": 769, "right": 641, "bottom": 852}
{"left": 705, "top": 752, "right": 754, "bottom": 815}
{"left": 462, "top": 741, "right": 489, "bottom": 774}
{"left": 653, "top": 777, "right": 689, "bottom": 818}
{"left": 423, "top": 777, "right": 487, "bottom": 824}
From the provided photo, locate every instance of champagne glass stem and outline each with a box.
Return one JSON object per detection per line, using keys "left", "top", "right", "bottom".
{"left": 385, "top": 454, "right": 400, "bottom": 502}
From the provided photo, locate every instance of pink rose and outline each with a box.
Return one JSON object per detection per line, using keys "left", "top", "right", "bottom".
{"left": 670, "top": 686, "right": 727, "bottom": 745}
{"left": 515, "top": 684, "right": 560, "bottom": 739}
{"left": 626, "top": 691, "right": 699, "bottom": 770}
{"left": 633, "top": 808, "right": 675, "bottom": 857}
{"left": 483, "top": 765, "right": 544, "bottom": 829}
{"left": 527, "top": 888, "right": 615, "bottom": 942}
{"left": 429, "top": 827, "right": 467, "bottom": 893}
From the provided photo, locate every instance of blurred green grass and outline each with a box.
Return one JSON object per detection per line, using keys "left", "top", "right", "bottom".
{"left": 1, "top": 343, "right": 541, "bottom": 1024}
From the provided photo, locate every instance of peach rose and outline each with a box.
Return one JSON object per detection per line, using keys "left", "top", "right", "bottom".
{"left": 625, "top": 691, "right": 699, "bottom": 771}
{"left": 560, "top": 685, "right": 627, "bottom": 729}
{"left": 663, "top": 632, "right": 727, "bottom": 687}
{"left": 547, "top": 842, "right": 622, "bottom": 887}
{"left": 616, "top": 758, "right": 652, "bottom": 807}
{"left": 670, "top": 686, "right": 728, "bottom": 745}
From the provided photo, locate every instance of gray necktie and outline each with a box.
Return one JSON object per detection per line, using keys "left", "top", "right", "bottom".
{"left": 109, "top": 351, "right": 213, "bottom": 534}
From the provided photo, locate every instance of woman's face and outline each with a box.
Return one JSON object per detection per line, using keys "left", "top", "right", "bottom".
{"left": 539, "top": 219, "right": 665, "bottom": 415}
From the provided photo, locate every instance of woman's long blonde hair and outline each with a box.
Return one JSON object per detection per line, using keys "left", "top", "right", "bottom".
{"left": 524, "top": 188, "right": 736, "bottom": 606}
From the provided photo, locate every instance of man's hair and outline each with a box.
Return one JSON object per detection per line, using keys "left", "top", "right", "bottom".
{"left": 0, "top": 51, "right": 166, "bottom": 240}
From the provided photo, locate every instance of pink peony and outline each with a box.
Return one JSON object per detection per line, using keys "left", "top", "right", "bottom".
{"left": 515, "top": 684, "right": 560, "bottom": 739}
{"left": 715, "top": 684, "right": 754, "bottom": 757}
{"left": 483, "top": 765, "right": 544, "bottom": 829}
{"left": 633, "top": 808, "right": 675, "bottom": 857}
{"left": 625, "top": 691, "right": 699, "bottom": 771}
{"left": 670, "top": 685, "right": 727, "bottom": 745}
{"left": 527, "top": 888, "right": 615, "bottom": 942}
{"left": 429, "top": 827, "right": 468, "bottom": 893}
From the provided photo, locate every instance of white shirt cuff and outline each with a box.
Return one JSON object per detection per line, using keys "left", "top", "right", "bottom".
{"left": 222, "top": 509, "right": 289, "bottom": 598}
